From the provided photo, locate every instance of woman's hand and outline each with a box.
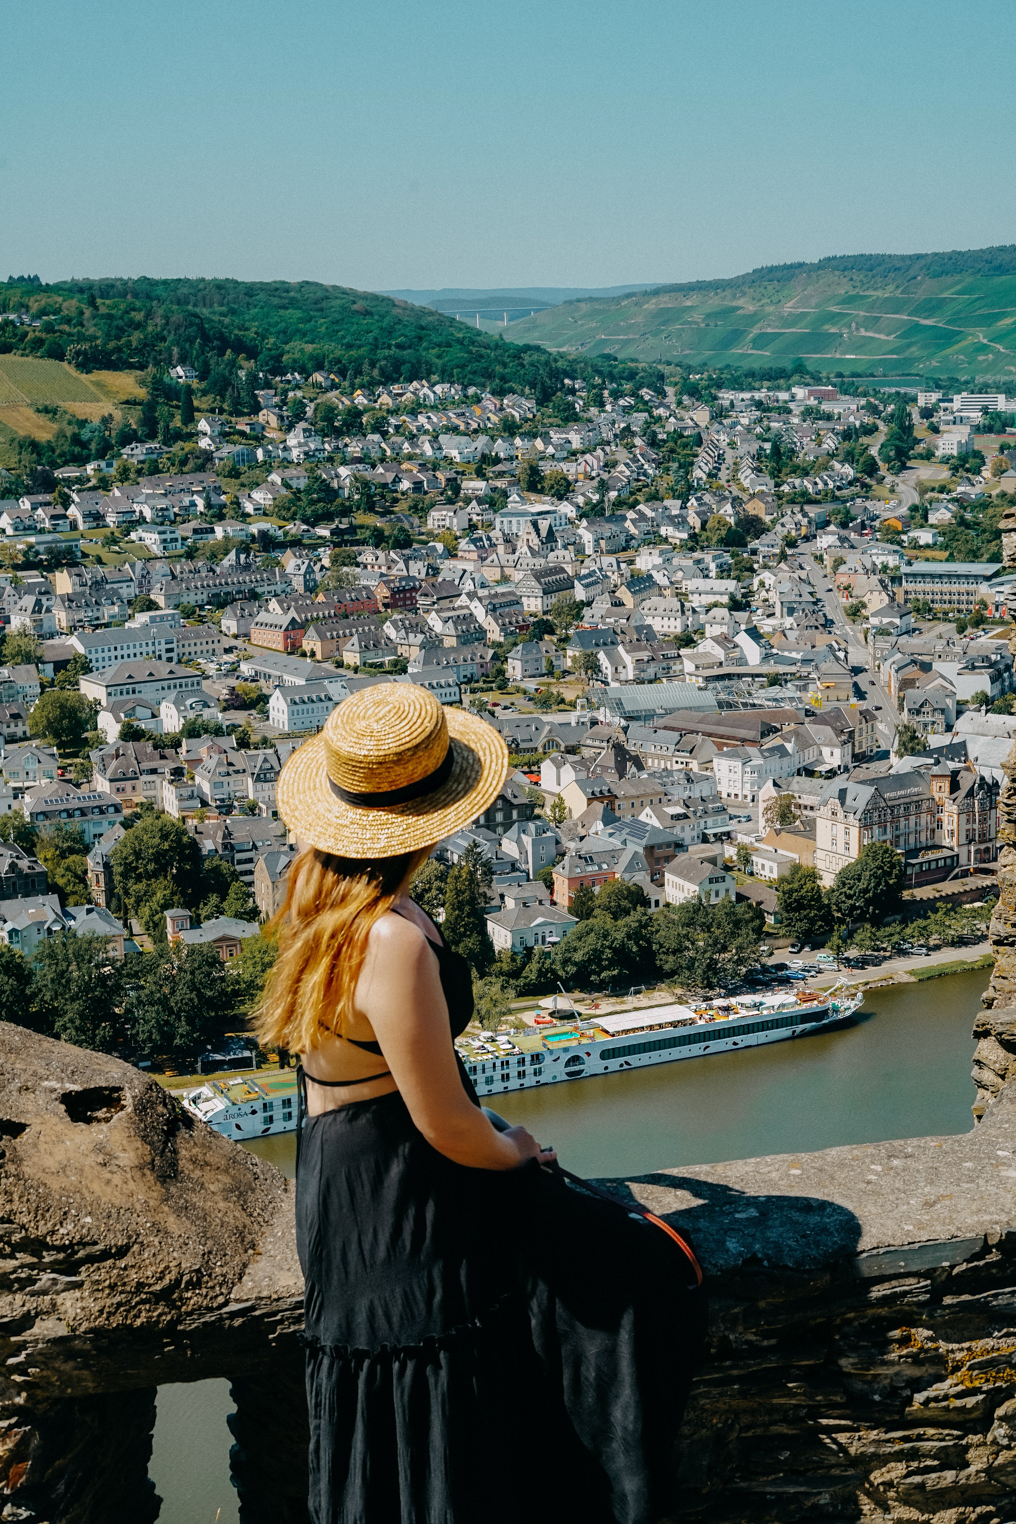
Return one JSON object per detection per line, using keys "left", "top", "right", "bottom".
{"left": 503, "top": 1126, "right": 556, "bottom": 1167}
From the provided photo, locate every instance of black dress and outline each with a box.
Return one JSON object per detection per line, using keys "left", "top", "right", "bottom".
{"left": 296, "top": 933, "right": 705, "bottom": 1524}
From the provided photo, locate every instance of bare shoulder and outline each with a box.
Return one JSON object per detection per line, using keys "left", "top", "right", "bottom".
{"left": 368, "top": 911, "right": 436, "bottom": 965}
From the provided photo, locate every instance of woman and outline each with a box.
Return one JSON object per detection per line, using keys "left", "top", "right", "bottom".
{"left": 258, "top": 684, "right": 705, "bottom": 1524}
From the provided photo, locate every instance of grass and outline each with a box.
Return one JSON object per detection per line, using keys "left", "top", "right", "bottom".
{"left": 0, "top": 406, "right": 59, "bottom": 441}
{"left": 85, "top": 370, "right": 145, "bottom": 404}
{"left": 911, "top": 952, "right": 993, "bottom": 980}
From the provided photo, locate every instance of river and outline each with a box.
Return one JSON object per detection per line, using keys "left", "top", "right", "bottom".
{"left": 147, "top": 969, "right": 988, "bottom": 1521}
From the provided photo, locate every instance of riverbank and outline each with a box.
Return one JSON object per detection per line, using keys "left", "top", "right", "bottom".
{"left": 807, "top": 940, "right": 992, "bottom": 992}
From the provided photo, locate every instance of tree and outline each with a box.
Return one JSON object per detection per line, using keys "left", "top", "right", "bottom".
{"left": 542, "top": 468, "right": 571, "bottom": 500}
{"left": 552, "top": 919, "right": 627, "bottom": 990}
{"left": 967, "top": 690, "right": 990, "bottom": 709}
{"left": 31, "top": 932, "right": 123, "bottom": 1051}
{"left": 131, "top": 595, "right": 158, "bottom": 615}
{"left": 123, "top": 943, "right": 233, "bottom": 1056}
{"left": 110, "top": 812, "right": 204, "bottom": 928}
{"left": 735, "top": 843, "right": 753, "bottom": 872}
{"left": 762, "top": 792, "right": 799, "bottom": 830}
{"left": 547, "top": 794, "right": 568, "bottom": 825}
{"left": 52, "top": 652, "right": 93, "bottom": 691}
{"left": 36, "top": 823, "right": 90, "bottom": 907}
{"left": 776, "top": 865, "right": 833, "bottom": 944}
{"left": 199, "top": 893, "right": 224, "bottom": 924}
{"left": 223, "top": 879, "right": 257, "bottom": 921}
{"left": 179, "top": 384, "right": 195, "bottom": 427}
{"left": 472, "top": 976, "right": 513, "bottom": 1032}
{"left": 993, "top": 693, "right": 1016, "bottom": 715}
{"left": 551, "top": 594, "right": 582, "bottom": 635}
{"left": 592, "top": 879, "right": 648, "bottom": 921}
{"left": 653, "top": 899, "right": 764, "bottom": 990}
{"left": 442, "top": 862, "right": 493, "bottom": 974}
{"left": 29, "top": 691, "right": 98, "bottom": 750}
{"left": 409, "top": 856, "right": 449, "bottom": 919}
{"left": 118, "top": 720, "right": 148, "bottom": 742}
{"left": 829, "top": 842, "right": 904, "bottom": 925}
{"left": 518, "top": 460, "right": 542, "bottom": 492}
{"left": 0, "top": 813, "right": 38, "bottom": 852}
{"left": 0, "top": 944, "right": 38, "bottom": 1031}
{"left": 894, "top": 720, "right": 923, "bottom": 757}
{"left": 491, "top": 947, "right": 525, "bottom": 987}
{"left": 570, "top": 884, "right": 596, "bottom": 921}
{"left": 229, "top": 930, "right": 278, "bottom": 1016}
{"left": 516, "top": 947, "right": 557, "bottom": 995}
{"left": 575, "top": 650, "right": 601, "bottom": 681}
{"left": 2, "top": 630, "right": 42, "bottom": 667}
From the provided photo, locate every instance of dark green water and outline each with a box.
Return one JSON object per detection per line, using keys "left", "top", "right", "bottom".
{"left": 148, "top": 970, "right": 987, "bottom": 1521}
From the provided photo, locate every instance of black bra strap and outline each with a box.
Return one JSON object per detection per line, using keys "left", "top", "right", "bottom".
{"left": 302, "top": 1066, "right": 391, "bottom": 1087}
{"left": 391, "top": 903, "right": 445, "bottom": 950}
{"left": 344, "top": 1035, "right": 384, "bottom": 1055}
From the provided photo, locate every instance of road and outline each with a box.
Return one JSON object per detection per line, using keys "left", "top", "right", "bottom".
{"left": 796, "top": 545, "right": 897, "bottom": 728}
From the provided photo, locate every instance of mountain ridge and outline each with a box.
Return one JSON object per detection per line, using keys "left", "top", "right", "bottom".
{"left": 500, "top": 245, "right": 1016, "bottom": 379}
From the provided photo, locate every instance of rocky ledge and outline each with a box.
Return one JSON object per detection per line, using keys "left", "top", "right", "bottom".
{"left": 5, "top": 1020, "right": 1016, "bottom": 1521}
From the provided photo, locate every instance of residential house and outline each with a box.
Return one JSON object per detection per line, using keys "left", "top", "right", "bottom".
{"left": 473, "top": 778, "right": 535, "bottom": 834}
{"left": 485, "top": 904, "right": 577, "bottom": 954}
{"left": 507, "top": 640, "right": 563, "bottom": 681}
{"left": 2, "top": 743, "right": 59, "bottom": 789}
{"left": 0, "top": 704, "right": 30, "bottom": 742}
{"left": 269, "top": 680, "right": 344, "bottom": 733}
{"left": 713, "top": 742, "right": 799, "bottom": 802}
{"left": 20, "top": 782, "right": 123, "bottom": 844}
{"left": 499, "top": 818, "right": 558, "bottom": 877}
{"left": 254, "top": 845, "right": 298, "bottom": 919}
{"left": 250, "top": 612, "right": 305, "bottom": 653}
{"left": 170, "top": 910, "right": 258, "bottom": 960}
{"left": 0, "top": 843, "right": 48, "bottom": 900}
{"left": 664, "top": 860, "right": 736, "bottom": 905}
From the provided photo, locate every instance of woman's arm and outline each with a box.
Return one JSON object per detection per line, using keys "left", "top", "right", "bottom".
{"left": 358, "top": 915, "right": 552, "bottom": 1171}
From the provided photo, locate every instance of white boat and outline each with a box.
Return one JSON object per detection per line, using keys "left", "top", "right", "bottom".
{"left": 456, "top": 987, "right": 864, "bottom": 1098}
{"left": 180, "top": 987, "right": 863, "bottom": 1138}
{"left": 179, "top": 1071, "right": 297, "bottom": 1140}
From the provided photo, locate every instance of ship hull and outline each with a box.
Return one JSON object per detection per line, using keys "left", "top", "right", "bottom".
{"left": 463, "top": 1001, "right": 854, "bottom": 1100}
{"left": 181, "top": 995, "right": 860, "bottom": 1140}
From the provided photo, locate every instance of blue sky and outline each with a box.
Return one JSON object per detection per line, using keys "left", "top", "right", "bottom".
{"left": 4, "top": 0, "right": 1011, "bottom": 291}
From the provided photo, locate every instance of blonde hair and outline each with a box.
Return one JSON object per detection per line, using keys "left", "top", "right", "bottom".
{"left": 255, "top": 844, "right": 431, "bottom": 1054}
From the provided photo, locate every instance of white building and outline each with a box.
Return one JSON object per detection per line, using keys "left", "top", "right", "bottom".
{"left": 712, "top": 742, "right": 799, "bottom": 803}
{"left": 130, "top": 525, "right": 182, "bottom": 554}
{"left": 268, "top": 680, "right": 345, "bottom": 733}
{"left": 485, "top": 904, "right": 577, "bottom": 954}
{"left": 664, "top": 861, "right": 736, "bottom": 905}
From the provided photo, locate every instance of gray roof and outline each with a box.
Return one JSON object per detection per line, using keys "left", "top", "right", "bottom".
{"left": 177, "top": 916, "right": 258, "bottom": 946}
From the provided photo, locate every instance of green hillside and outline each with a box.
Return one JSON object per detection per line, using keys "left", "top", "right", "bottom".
{"left": 502, "top": 246, "right": 1016, "bottom": 379}
{"left": 0, "top": 276, "right": 659, "bottom": 400}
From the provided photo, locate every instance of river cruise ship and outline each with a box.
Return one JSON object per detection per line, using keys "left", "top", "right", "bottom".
{"left": 179, "top": 986, "right": 862, "bottom": 1140}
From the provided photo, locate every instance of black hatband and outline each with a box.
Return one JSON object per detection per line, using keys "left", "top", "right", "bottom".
{"left": 329, "top": 745, "right": 454, "bottom": 808}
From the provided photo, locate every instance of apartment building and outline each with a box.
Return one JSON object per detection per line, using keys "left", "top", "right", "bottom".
{"left": 930, "top": 763, "right": 999, "bottom": 869}
{"left": 814, "top": 771, "right": 934, "bottom": 885}
{"left": 900, "top": 562, "right": 1003, "bottom": 613}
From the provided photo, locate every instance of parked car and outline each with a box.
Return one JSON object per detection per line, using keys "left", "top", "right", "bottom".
{"left": 788, "top": 942, "right": 803, "bottom": 954}
{"left": 814, "top": 953, "right": 837, "bottom": 965}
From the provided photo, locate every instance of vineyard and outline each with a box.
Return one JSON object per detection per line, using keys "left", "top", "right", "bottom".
{"left": 0, "top": 357, "right": 109, "bottom": 407}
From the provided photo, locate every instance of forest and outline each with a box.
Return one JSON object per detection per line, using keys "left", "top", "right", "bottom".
{"left": 0, "top": 276, "right": 663, "bottom": 400}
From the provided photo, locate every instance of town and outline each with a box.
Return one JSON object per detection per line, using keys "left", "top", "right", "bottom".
{"left": 0, "top": 356, "right": 1012, "bottom": 1061}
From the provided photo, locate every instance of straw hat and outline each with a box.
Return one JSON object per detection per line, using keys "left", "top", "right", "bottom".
{"left": 276, "top": 684, "right": 509, "bottom": 859}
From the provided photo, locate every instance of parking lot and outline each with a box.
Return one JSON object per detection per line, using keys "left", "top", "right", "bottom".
{"left": 761, "top": 940, "right": 991, "bottom": 990}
